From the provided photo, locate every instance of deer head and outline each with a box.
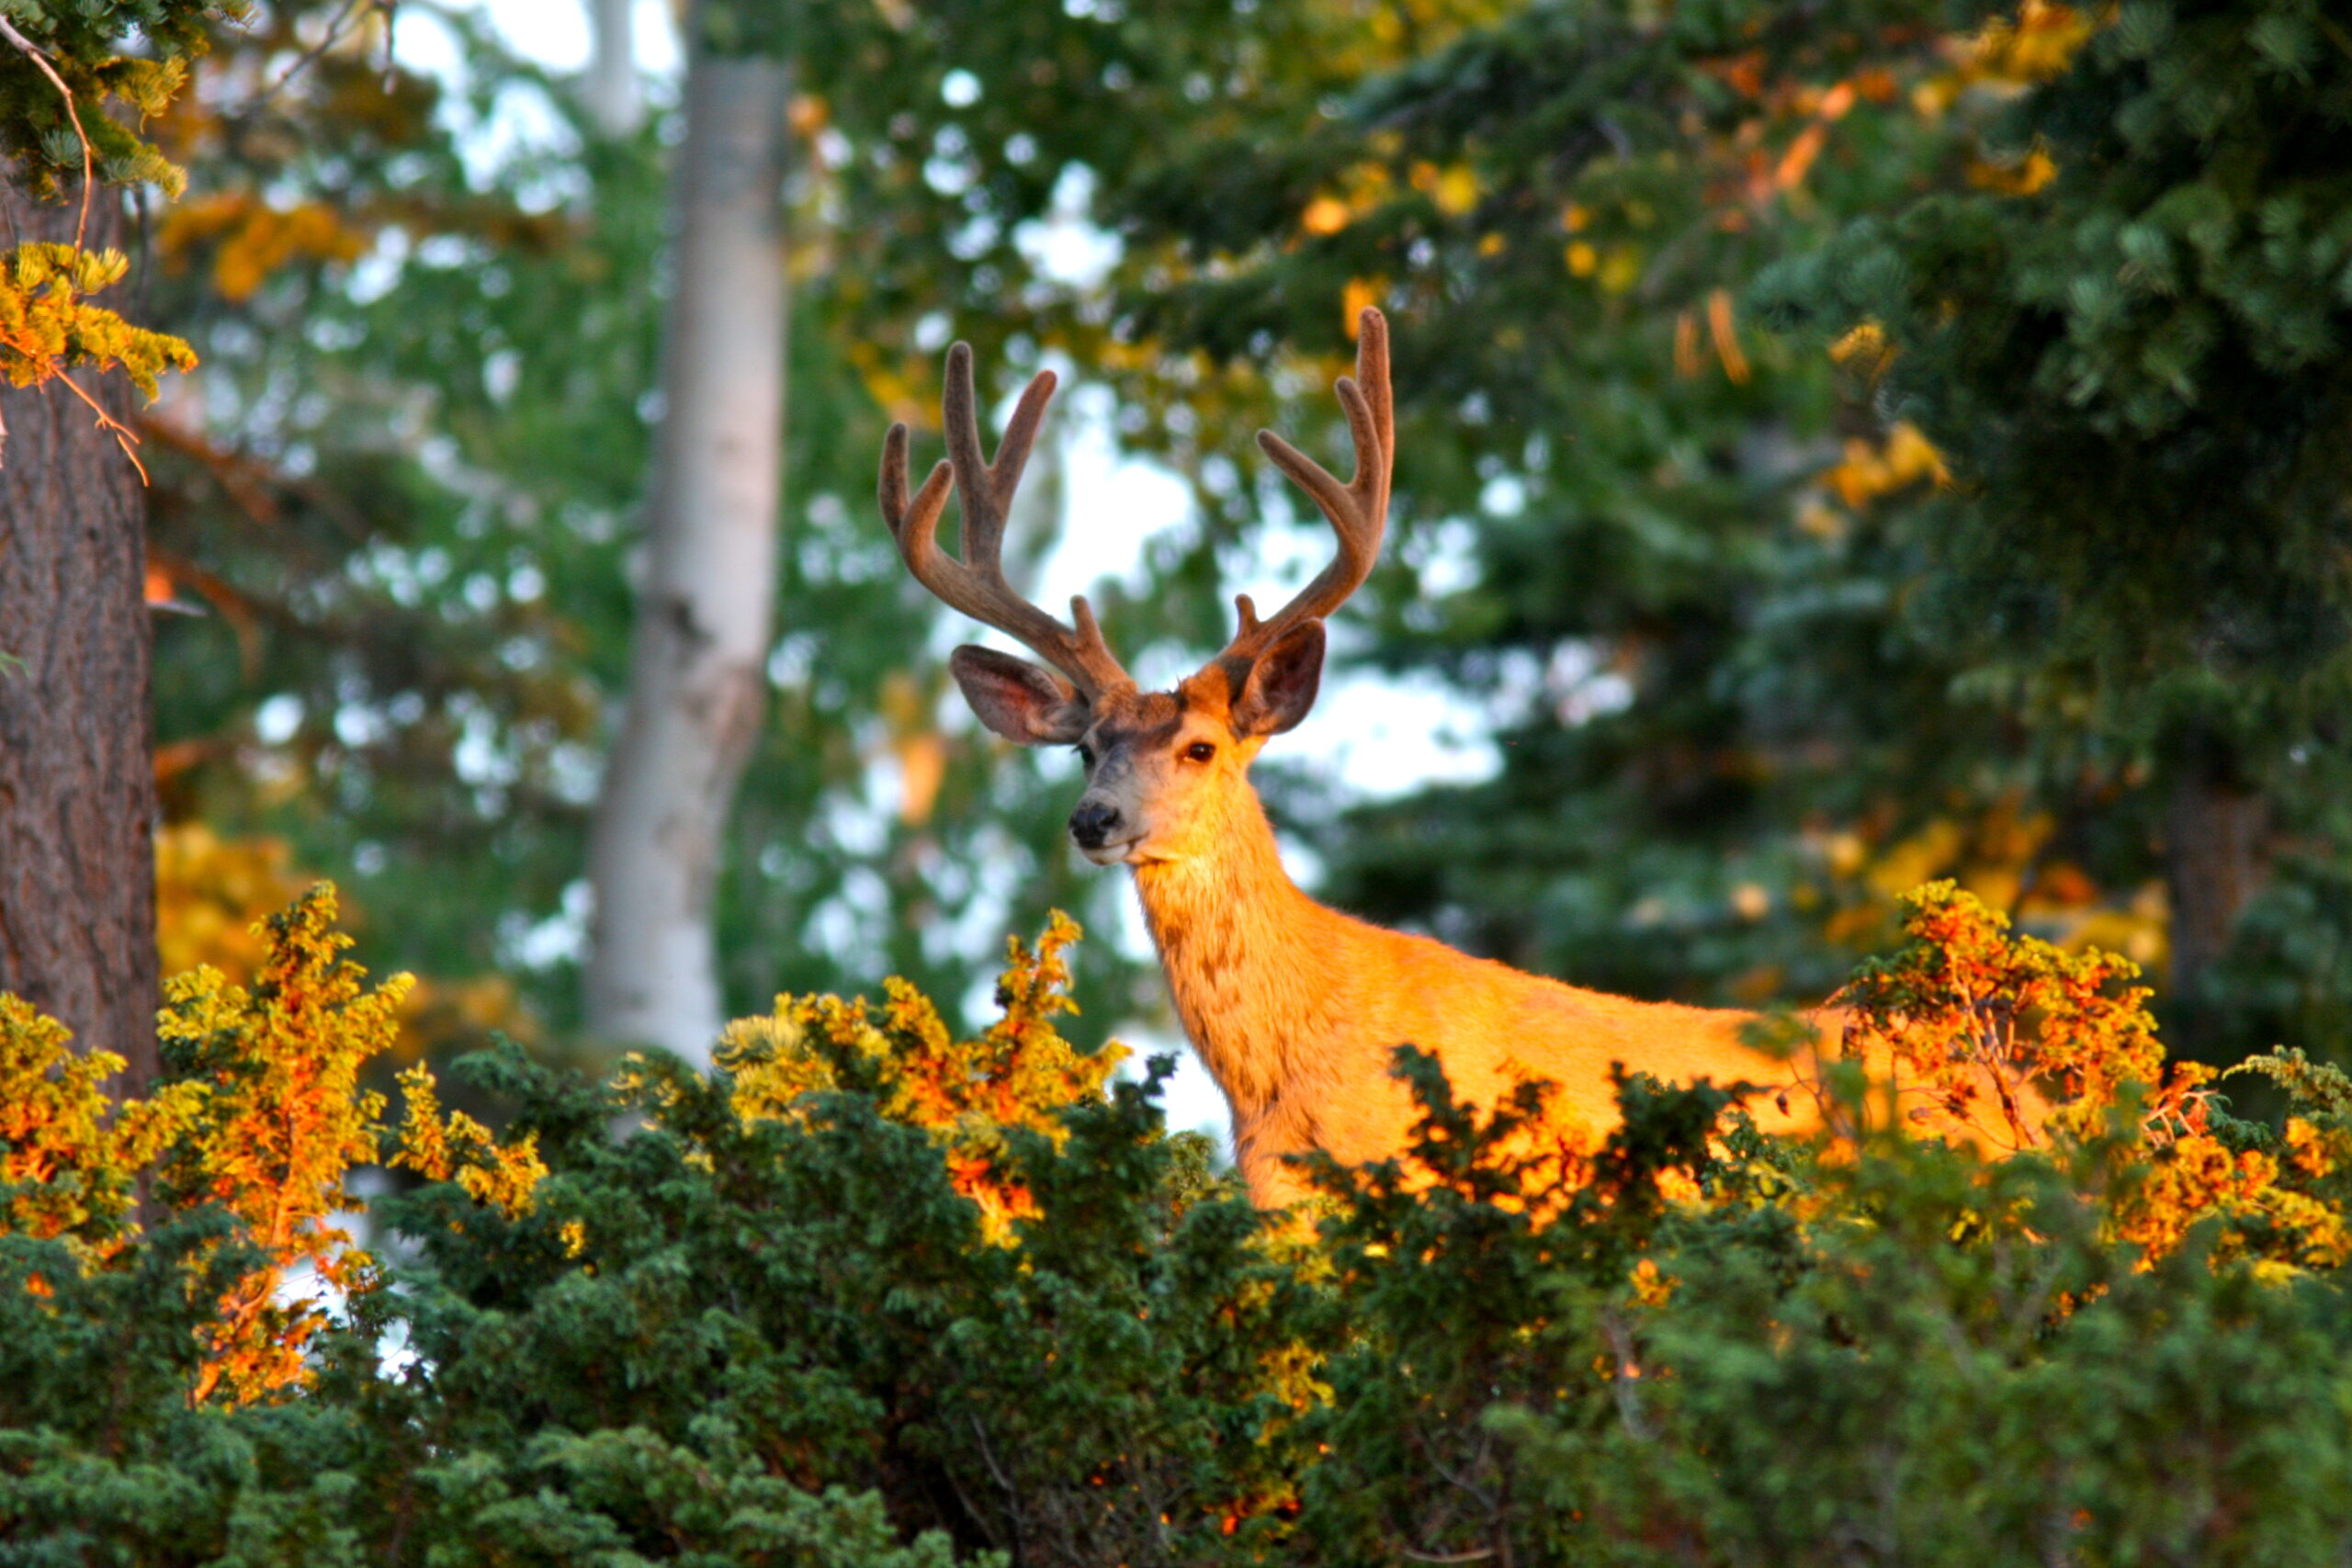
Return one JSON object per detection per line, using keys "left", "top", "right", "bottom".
{"left": 879, "top": 310, "right": 1394, "bottom": 868}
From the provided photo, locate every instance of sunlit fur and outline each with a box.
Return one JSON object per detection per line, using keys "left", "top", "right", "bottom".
{"left": 909, "top": 313, "right": 2035, "bottom": 1210}
{"left": 1059, "top": 665, "right": 1888, "bottom": 1210}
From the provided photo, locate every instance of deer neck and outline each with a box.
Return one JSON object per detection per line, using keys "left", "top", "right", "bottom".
{"left": 1129, "top": 784, "right": 1331, "bottom": 1119}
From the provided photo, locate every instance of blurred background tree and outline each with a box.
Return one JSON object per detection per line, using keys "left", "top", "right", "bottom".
{"left": 1091, "top": 0, "right": 2352, "bottom": 1075}
{"left": 1758, "top": 0, "right": 2352, "bottom": 1059}
{"left": 582, "top": 0, "right": 792, "bottom": 1065}
{"left": 1091, "top": 0, "right": 2064, "bottom": 1015}
{"left": 139, "top": 0, "right": 1313, "bottom": 1076}
{"left": 45, "top": 0, "right": 2343, "bottom": 1102}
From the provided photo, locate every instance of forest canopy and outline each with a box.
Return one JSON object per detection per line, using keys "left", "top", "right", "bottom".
{"left": 85, "top": 0, "right": 2346, "bottom": 1078}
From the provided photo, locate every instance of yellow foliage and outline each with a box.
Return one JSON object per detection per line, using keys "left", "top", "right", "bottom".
{"left": 157, "top": 824, "right": 534, "bottom": 1055}
{"left": 1838, "top": 883, "right": 2352, "bottom": 1271}
{"left": 153, "top": 886, "right": 412, "bottom": 1404}
{"left": 1912, "top": 5, "right": 2097, "bottom": 125}
{"left": 1674, "top": 309, "right": 1704, "bottom": 378}
{"left": 1828, "top": 320, "right": 1891, "bottom": 374}
{"left": 0, "top": 997, "right": 196, "bottom": 1255}
{"left": 398, "top": 971, "right": 543, "bottom": 1057}
{"left": 0, "top": 242, "right": 198, "bottom": 399}
{"left": 1965, "top": 1, "right": 2097, "bottom": 85}
{"left": 1706, "top": 288, "right": 1749, "bottom": 384}
{"left": 155, "top": 823, "right": 311, "bottom": 982}
{"left": 1407, "top": 160, "right": 1481, "bottom": 218}
{"left": 786, "top": 94, "right": 829, "bottom": 135}
{"left": 14, "top": 871, "right": 2346, "bottom": 1435}
{"left": 1299, "top": 196, "right": 1352, "bottom": 237}
{"left": 390, "top": 1063, "right": 546, "bottom": 1218}
{"left": 1629, "top": 1256, "right": 1675, "bottom": 1309}
{"left": 1826, "top": 422, "right": 1949, "bottom": 506}
{"left": 0, "top": 885, "right": 483, "bottom": 1406}
{"left": 1970, "top": 143, "right": 2059, "bottom": 196}
{"left": 1597, "top": 245, "right": 1643, "bottom": 294}
{"left": 847, "top": 337, "right": 933, "bottom": 430}
{"left": 719, "top": 913, "right": 1125, "bottom": 1240}
{"left": 2052, "top": 884, "right": 2168, "bottom": 972}
{"left": 158, "top": 193, "right": 367, "bottom": 303}
{"left": 1794, "top": 498, "right": 1849, "bottom": 540}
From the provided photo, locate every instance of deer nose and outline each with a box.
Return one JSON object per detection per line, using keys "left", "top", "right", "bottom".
{"left": 1069, "top": 800, "right": 1124, "bottom": 849}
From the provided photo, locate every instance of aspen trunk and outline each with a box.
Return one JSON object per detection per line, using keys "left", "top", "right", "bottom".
{"left": 582, "top": 0, "right": 640, "bottom": 136}
{"left": 583, "top": 44, "right": 789, "bottom": 1065}
{"left": 0, "top": 174, "right": 160, "bottom": 1089}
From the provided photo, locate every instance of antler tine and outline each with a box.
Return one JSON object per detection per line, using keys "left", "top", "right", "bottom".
{"left": 940, "top": 342, "right": 1055, "bottom": 585}
{"left": 879, "top": 423, "right": 955, "bottom": 551}
{"left": 1221, "top": 307, "right": 1394, "bottom": 665}
{"left": 879, "top": 343, "right": 1133, "bottom": 700}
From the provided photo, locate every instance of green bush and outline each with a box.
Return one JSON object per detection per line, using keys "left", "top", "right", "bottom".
{"left": 6, "top": 886, "right": 2352, "bottom": 1563}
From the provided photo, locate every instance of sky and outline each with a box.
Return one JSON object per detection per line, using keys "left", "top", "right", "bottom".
{"left": 397, "top": 0, "right": 1509, "bottom": 1145}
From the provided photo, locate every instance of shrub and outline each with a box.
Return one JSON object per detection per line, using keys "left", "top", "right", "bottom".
{"left": 5, "top": 884, "right": 2352, "bottom": 1562}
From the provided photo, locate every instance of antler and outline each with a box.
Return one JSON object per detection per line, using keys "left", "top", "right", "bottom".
{"left": 1218, "top": 306, "right": 1394, "bottom": 665}
{"left": 878, "top": 342, "right": 1134, "bottom": 700}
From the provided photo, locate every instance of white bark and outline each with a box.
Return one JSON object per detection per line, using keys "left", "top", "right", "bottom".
{"left": 582, "top": 0, "right": 640, "bottom": 135}
{"left": 585, "top": 44, "right": 790, "bottom": 1064}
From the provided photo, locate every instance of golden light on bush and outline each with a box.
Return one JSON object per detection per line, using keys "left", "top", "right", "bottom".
{"left": 6, "top": 886, "right": 2352, "bottom": 1559}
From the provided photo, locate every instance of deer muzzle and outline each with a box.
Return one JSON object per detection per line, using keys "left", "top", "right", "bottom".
{"left": 1069, "top": 797, "right": 1134, "bottom": 863}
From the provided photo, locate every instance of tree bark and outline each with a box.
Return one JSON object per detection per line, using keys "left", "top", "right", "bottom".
{"left": 2165, "top": 756, "right": 2269, "bottom": 1002}
{"left": 584, "top": 40, "right": 789, "bottom": 1065}
{"left": 582, "top": 0, "right": 641, "bottom": 136}
{"left": 0, "top": 171, "right": 161, "bottom": 1089}
{"left": 2161, "top": 717, "right": 2272, "bottom": 1065}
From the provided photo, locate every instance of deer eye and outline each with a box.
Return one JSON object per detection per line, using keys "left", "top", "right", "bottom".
{"left": 1075, "top": 743, "right": 1095, "bottom": 768}
{"left": 1183, "top": 740, "right": 1216, "bottom": 762}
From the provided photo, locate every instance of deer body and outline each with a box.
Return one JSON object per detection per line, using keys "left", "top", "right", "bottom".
{"left": 1128, "top": 764, "right": 1831, "bottom": 1204}
{"left": 878, "top": 310, "right": 1965, "bottom": 1210}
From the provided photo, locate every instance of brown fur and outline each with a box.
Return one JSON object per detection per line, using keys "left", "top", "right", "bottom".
{"left": 890, "top": 315, "right": 2034, "bottom": 1212}
{"left": 1069, "top": 673, "right": 1871, "bottom": 1208}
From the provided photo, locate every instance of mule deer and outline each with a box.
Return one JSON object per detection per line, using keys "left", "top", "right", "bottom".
{"left": 880, "top": 310, "right": 2016, "bottom": 1208}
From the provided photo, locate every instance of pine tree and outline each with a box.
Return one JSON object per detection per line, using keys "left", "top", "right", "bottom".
{"left": 0, "top": 0, "right": 222, "bottom": 1087}
{"left": 1758, "top": 0, "right": 2352, "bottom": 1051}
{"left": 1108, "top": 0, "right": 2352, "bottom": 1067}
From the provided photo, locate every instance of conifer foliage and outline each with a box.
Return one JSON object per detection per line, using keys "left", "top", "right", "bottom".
{"left": 0, "top": 243, "right": 193, "bottom": 412}
{"left": 8, "top": 891, "right": 2352, "bottom": 1561}
{"left": 0, "top": 0, "right": 218, "bottom": 416}
{"left": 1103, "top": 0, "right": 2352, "bottom": 1073}
{"left": 1757, "top": 0, "right": 2352, "bottom": 1032}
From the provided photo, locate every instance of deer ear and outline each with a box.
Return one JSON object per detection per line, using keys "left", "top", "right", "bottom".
{"left": 1232, "top": 620, "right": 1326, "bottom": 738}
{"left": 949, "top": 646, "right": 1091, "bottom": 746}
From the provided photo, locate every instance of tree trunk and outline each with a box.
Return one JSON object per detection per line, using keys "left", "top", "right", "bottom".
{"left": 582, "top": 0, "right": 640, "bottom": 136}
{"left": 583, "top": 41, "right": 789, "bottom": 1065}
{"left": 2161, "top": 720, "right": 2271, "bottom": 1064}
{"left": 2165, "top": 761, "right": 2269, "bottom": 1001}
{"left": 0, "top": 172, "right": 160, "bottom": 1089}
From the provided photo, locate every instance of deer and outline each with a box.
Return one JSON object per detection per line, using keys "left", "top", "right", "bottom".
{"left": 878, "top": 309, "right": 2032, "bottom": 1209}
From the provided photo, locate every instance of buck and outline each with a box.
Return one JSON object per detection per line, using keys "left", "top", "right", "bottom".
{"left": 880, "top": 310, "right": 2005, "bottom": 1208}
